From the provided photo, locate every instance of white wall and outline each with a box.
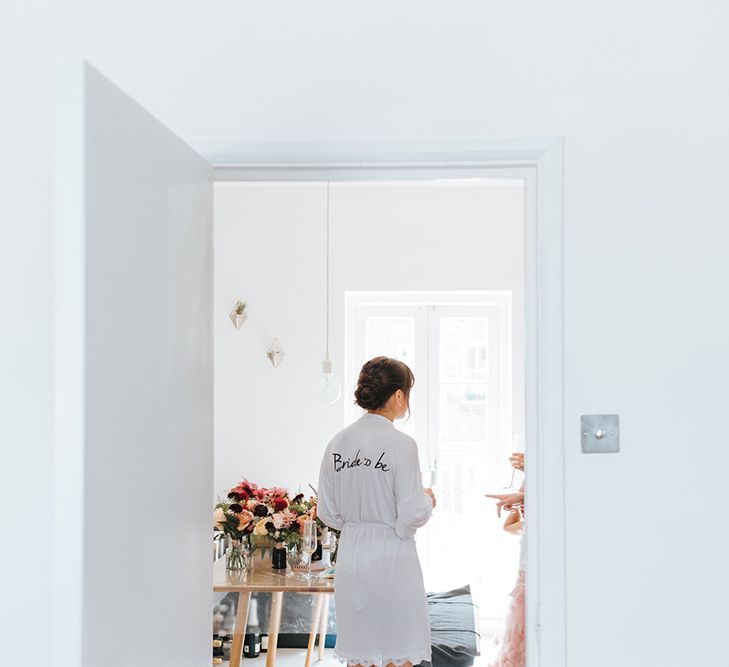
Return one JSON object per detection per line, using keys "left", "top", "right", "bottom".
{"left": 0, "top": 2, "right": 54, "bottom": 664}
{"left": 6, "top": 1, "right": 729, "bottom": 665}
{"left": 82, "top": 67, "right": 213, "bottom": 667}
{"left": 214, "top": 181, "right": 525, "bottom": 499}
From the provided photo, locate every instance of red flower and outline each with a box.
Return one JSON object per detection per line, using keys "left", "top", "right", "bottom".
{"left": 273, "top": 497, "right": 288, "bottom": 512}
{"left": 240, "top": 480, "right": 257, "bottom": 496}
{"left": 229, "top": 478, "right": 258, "bottom": 501}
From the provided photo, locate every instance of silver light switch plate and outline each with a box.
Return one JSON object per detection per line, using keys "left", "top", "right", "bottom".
{"left": 581, "top": 414, "right": 620, "bottom": 453}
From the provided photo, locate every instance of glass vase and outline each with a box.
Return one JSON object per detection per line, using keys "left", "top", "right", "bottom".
{"left": 226, "top": 540, "right": 252, "bottom": 572}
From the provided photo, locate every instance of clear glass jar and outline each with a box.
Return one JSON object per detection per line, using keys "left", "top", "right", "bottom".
{"left": 226, "top": 539, "right": 252, "bottom": 571}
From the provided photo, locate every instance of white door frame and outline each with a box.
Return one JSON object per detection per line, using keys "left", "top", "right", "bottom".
{"left": 203, "top": 138, "right": 566, "bottom": 667}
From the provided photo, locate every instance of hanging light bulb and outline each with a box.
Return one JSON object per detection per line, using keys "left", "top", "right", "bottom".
{"left": 316, "top": 182, "right": 342, "bottom": 405}
{"left": 317, "top": 355, "right": 342, "bottom": 405}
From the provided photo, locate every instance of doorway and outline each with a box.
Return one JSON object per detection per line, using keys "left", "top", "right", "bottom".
{"left": 212, "top": 159, "right": 565, "bottom": 667}
{"left": 216, "top": 176, "right": 526, "bottom": 655}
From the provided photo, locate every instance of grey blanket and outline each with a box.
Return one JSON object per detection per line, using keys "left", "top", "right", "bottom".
{"left": 420, "top": 585, "right": 479, "bottom": 667}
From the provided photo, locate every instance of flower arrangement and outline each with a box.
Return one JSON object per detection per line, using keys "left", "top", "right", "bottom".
{"left": 214, "top": 479, "right": 322, "bottom": 553}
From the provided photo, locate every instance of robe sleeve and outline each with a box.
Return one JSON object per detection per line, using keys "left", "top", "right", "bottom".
{"left": 394, "top": 437, "right": 433, "bottom": 539}
{"left": 317, "top": 445, "right": 345, "bottom": 531}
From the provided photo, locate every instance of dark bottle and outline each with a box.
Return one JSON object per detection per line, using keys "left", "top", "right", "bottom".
{"left": 243, "top": 634, "right": 261, "bottom": 659}
{"left": 272, "top": 544, "right": 287, "bottom": 570}
{"left": 243, "top": 598, "right": 261, "bottom": 659}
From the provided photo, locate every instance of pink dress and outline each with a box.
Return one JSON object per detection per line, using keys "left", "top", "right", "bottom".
{"left": 489, "top": 529, "right": 525, "bottom": 667}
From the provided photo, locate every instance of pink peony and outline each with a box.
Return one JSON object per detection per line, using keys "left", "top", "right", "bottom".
{"left": 279, "top": 509, "right": 296, "bottom": 528}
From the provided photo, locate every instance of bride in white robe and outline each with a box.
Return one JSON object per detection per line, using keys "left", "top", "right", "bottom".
{"left": 317, "top": 356, "right": 436, "bottom": 667}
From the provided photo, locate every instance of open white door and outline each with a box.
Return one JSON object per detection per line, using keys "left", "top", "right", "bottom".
{"left": 54, "top": 64, "right": 213, "bottom": 667}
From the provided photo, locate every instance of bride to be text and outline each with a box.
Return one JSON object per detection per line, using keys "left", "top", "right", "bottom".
{"left": 333, "top": 449, "right": 390, "bottom": 473}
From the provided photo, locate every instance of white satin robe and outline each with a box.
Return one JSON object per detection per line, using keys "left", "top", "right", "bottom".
{"left": 317, "top": 412, "right": 434, "bottom": 667}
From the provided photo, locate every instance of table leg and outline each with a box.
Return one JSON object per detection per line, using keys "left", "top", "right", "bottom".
{"left": 305, "top": 594, "right": 324, "bottom": 667}
{"left": 318, "top": 594, "right": 330, "bottom": 660}
{"left": 265, "top": 591, "right": 284, "bottom": 667}
{"left": 230, "top": 592, "right": 251, "bottom": 667}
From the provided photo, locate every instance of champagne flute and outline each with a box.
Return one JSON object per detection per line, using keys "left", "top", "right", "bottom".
{"left": 504, "top": 433, "right": 525, "bottom": 490}
{"left": 302, "top": 519, "right": 317, "bottom": 581}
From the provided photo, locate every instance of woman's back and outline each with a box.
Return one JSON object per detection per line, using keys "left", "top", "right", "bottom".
{"left": 320, "top": 412, "right": 407, "bottom": 527}
{"left": 318, "top": 413, "right": 432, "bottom": 540}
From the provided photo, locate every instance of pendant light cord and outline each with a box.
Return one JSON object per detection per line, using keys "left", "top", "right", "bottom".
{"left": 325, "top": 181, "right": 331, "bottom": 361}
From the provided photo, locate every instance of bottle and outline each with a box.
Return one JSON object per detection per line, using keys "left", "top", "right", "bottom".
{"left": 221, "top": 634, "right": 233, "bottom": 661}
{"left": 243, "top": 598, "right": 261, "bottom": 659}
{"left": 261, "top": 634, "right": 269, "bottom": 654}
{"left": 272, "top": 543, "right": 287, "bottom": 570}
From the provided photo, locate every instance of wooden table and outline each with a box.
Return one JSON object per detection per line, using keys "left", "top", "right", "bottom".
{"left": 214, "top": 557, "right": 334, "bottom": 667}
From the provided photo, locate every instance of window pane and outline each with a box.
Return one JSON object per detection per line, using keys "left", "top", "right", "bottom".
{"left": 365, "top": 316, "right": 415, "bottom": 366}
{"left": 439, "top": 384, "right": 488, "bottom": 446}
{"left": 437, "top": 449, "right": 487, "bottom": 515}
{"left": 440, "top": 317, "right": 489, "bottom": 382}
{"left": 364, "top": 316, "right": 416, "bottom": 438}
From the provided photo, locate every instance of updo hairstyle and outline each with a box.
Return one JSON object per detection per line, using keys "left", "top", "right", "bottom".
{"left": 354, "top": 356, "right": 415, "bottom": 412}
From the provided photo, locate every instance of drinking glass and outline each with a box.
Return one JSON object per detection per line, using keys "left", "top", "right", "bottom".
{"left": 302, "top": 519, "right": 317, "bottom": 580}
{"left": 504, "top": 433, "right": 525, "bottom": 490}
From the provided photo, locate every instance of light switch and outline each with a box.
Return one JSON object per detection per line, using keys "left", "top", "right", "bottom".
{"left": 581, "top": 414, "right": 620, "bottom": 453}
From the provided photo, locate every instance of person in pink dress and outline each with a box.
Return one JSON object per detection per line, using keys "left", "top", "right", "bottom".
{"left": 486, "top": 453, "right": 525, "bottom": 667}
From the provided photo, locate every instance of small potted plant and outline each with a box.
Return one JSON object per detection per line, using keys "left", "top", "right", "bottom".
{"left": 229, "top": 300, "right": 248, "bottom": 329}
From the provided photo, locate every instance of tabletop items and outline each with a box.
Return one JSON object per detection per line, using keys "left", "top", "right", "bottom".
{"left": 214, "top": 477, "right": 339, "bottom": 574}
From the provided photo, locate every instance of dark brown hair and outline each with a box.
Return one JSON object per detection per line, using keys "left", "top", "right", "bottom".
{"left": 354, "top": 356, "right": 415, "bottom": 412}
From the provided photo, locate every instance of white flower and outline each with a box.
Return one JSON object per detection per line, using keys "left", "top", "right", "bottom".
{"left": 213, "top": 508, "right": 227, "bottom": 531}
{"left": 272, "top": 512, "right": 285, "bottom": 530}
